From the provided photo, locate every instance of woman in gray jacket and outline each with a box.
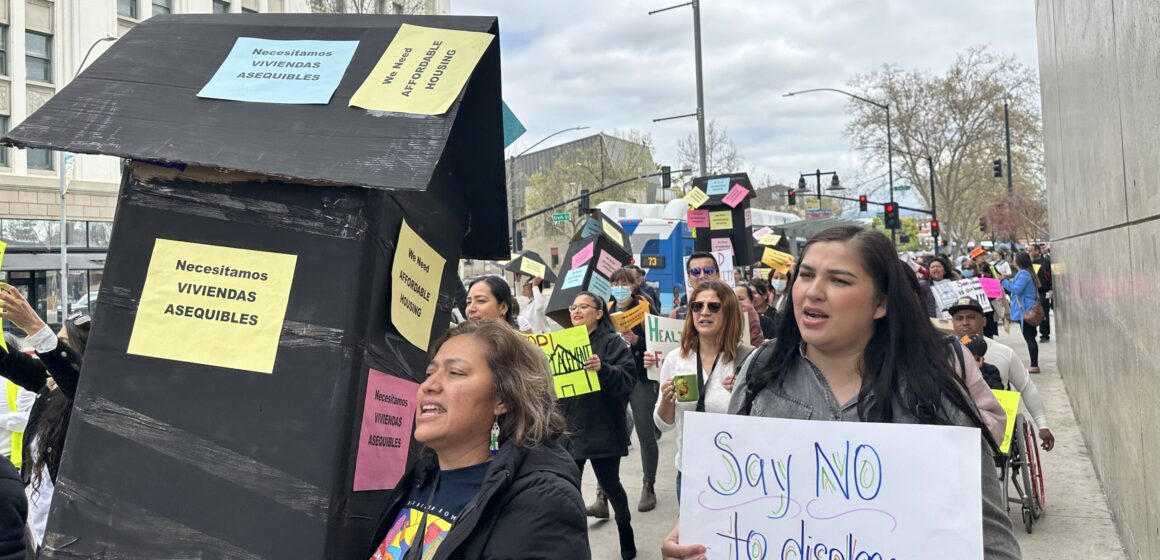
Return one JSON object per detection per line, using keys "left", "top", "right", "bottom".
{"left": 661, "top": 225, "right": 1021, "bottom": 560}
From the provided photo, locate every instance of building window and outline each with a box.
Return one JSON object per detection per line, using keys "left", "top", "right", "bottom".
{"left": 0, "top": 26, "right": 8, "bottom": 76}
{"left": 118, "top": 0, "right": 139, "bottom": 18}
{"left": 27, "top": 148, "right": 54, "bottom": 171}
{"left": 153, "top": 0, "right": 172, "bottom": 15}
{"left": 213, "top": 0, "right": 230, "bottom": 13}
{"left": 26, "top": 32, "right": 53, "bottom": 83}
{"left": 0, "top": 116, "right": 7, "bottom": 166}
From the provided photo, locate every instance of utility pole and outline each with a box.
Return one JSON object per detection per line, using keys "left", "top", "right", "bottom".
{"left": 927, "top": 156, "right": 939, "bottom": 253}
{"left": 691, "top": 0, "right": 707, "bottom": 177}
{"left": 650, "top": 0, "right": 708, "bottom": 177}
{"left": 1004, "top": 101, "right": 1013, "bottom": 196}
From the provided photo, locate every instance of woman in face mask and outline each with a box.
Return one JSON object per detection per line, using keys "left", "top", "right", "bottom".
{"left": 768, "top": 270, "right": 790, "bottom": 314}
{"left": 586, "top": 268, "right": 661, "bottom": 517}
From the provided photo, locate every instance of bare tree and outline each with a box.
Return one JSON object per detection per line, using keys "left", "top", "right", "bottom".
{"left": 309, "top": 0, "right": 430, "bottom": 14}
{"left": 674, "top": 119, "right": 744, "bottom": 186}
{"left": 844, "top": 46, "right": 1044, "bottom": 250}
{"left": 522, "top": 131, "right": 657, "bottom": 254}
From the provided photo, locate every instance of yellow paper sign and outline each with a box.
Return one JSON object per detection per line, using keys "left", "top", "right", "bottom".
{"left": 519, "top": 258, "right": 546, "bottom": 278}
{"left": 127, "top": 239, "right": 297, "bottom": 374}
{"left": 992, "top": 389, "right": 1022, "bottom": 454}
{"left": 709, "top": 211, "right": 733, "bottom": 231}
{"left": 684, "top": 187, "right": 709, "bottom": 209}
{"left": 758, "top": 234, "right": 782, "bottom": 247}
{"left": 762, "top": 247, "right": 794, "bottom": 274}
{"left": 392, "top": 220, "right": 447, "bottom": 350}
{"left": 611, "top": 302, "right": 648, "bottom": 332}
{"left": 1032, "top": 264, "right": 1041, "bottom": 276}
{"left": 523, "top": 325, "right": 601, "bottom": 399}
{"left": 350, "top": 24, "right": 495, "bottom": 115}
{"left": 602, "top": 220, "right": 625, "bottom": 247}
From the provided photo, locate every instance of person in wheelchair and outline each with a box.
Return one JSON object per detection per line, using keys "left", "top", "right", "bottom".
{"left": 950, "top": 297, "right": 1055, "bottom": 452}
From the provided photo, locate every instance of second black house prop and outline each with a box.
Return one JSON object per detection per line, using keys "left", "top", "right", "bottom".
{"left": 2, "top": 14, "right": 506, "bottom": 559}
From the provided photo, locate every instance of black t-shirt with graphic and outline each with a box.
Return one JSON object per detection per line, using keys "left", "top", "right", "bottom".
{"left": 370, "top": 461, "right": 489, "bottom": 560}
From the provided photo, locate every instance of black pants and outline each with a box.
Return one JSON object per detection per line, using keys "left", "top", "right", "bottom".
{"left": 983, "top": 311, "right": 999, "bottom": 338}
{"left": 1038, "top": 294, "right": 1052, "bottom": 337}
{"left": 577, "top": 457, "right": 631, "bottom": 523}
{"left": 1021, "top": 320, "right": 1040, "bottom": 367}
{"left": 628, "top": 379, "right": 659, "bottom": 484}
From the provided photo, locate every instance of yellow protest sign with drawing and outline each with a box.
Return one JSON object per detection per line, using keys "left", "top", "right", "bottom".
{"left": 350, "top": 24, "right": 494, "bottom": 115}
{"left": 524, "top": 325, "right": 600, "bottom": 399}
{"left": 127, "top": 239, "right": 298, "bottom": 374}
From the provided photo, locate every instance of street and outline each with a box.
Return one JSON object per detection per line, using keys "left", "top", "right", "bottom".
{"left": 584, "top": 329, "right": 1127, "bottom": 558}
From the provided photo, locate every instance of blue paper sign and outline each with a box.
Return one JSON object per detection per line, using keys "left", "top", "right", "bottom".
{"left": 581, "top": 218, "right": 602, "bottom": 238}
{"left": 589, "top": 272, "right": 612, "bottom": 302}
{"left": 562, "top": 266, "right": 589, "bottom": 290}
{"left": 706, "top": 178, "right": 730, "bottom": 195}
{"left": 198, "top": 38, "right": 360, "bottom": 104}
{"left": 502, "top": 101, "right": 527, "bottom": 148}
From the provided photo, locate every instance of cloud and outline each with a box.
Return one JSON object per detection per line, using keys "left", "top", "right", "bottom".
{"left": 458, "top": 0, "right": 1039, "bottom": 195}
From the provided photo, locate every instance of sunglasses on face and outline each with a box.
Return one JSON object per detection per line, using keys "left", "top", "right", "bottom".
{"left": 690, "top": 301, "right": 722, "bottom": 314}
{"left": 689, "top": 266, "right": 717, "bottom": 278}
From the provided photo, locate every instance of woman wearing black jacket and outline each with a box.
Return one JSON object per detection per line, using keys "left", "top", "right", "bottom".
{"left": 564, "top": 291, "right": 637, "bottom": 559}
{"left": 0, "top": 284, "right": 86, "bottom": 549}
{"left": 366, "top": 320, "right": 587, "bottom": 560}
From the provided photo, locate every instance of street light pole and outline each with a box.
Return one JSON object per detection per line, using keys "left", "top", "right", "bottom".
{"left": 507, "top": 126, "right": 589, "bottom": 253}
{"left": 784, "top": 87, "right": 894, "bottom": 243}
{"left": 650, "top": 0, "right": 708, "bottom": 177}
{"left": 58, "top": 35, "right": 117, "bottom": 324}
{"left": 927, "top": 156, "right": 939, "bottom": 253}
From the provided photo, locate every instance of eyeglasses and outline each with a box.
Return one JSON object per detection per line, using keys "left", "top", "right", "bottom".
{"left": 690, "top": 301, "right": 722, "bottom": 314}
{"left": 568, "top": 304, "right": 597, "bottom": 312}
{"left": 689, "top": 266, "right": 717, "bottom": 278}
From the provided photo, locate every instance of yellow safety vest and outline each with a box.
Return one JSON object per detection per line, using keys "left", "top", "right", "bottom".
{"left": 5, "top": 381, "right": 23, "bottom": 468}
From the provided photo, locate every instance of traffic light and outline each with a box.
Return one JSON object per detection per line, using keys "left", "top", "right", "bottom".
{"left": 859, "top": 195, "right": 868, "bottom": 212}
{"left": 787, "top": 189, "right": 796, "bottom": 206}
{"left": 930, "top": 220, "right": 940, "bottom": 238}
{"left": 513, "top": 230, "right": 523, "bottom": 252}
{"left": 993, "top": 159, "right": 1003, "bottom": 178}
{"left": 979, "top": 217, "right": 987, "bottom": 232}
{"left": 579, "top": 188, "right": 590, "bottom": 214}
{"left": 661, "top": 165, "right": 672, "bottom": 189}
{"left": 884, "top": 203, "right": 900, "bottom": 229}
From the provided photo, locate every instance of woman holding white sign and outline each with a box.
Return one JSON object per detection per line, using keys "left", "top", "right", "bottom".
{"left": 661, "top": 226, "right": 1020, "bottom": 560}
{"left": 652, "top": 280, "right": 751, "bottom": 501}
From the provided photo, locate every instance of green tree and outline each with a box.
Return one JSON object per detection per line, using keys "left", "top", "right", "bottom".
{"left": 844, "top": 46, "right": 1043, "bottom": 251}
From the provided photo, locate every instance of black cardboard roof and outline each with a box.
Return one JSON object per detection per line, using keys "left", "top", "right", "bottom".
{"left": 1, "top": 14, "right": 501, "bottom": 193}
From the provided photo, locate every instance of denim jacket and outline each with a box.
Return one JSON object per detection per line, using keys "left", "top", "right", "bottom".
{"left": 728, "top": 344, "right": 1022, "bottom": 560}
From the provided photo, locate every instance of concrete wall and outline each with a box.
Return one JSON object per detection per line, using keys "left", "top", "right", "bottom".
{"left": 1034, "top": 2, "right": 1160, "bottom": 558}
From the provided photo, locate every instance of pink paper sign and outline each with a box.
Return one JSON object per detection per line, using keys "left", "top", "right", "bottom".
{"left": 571, "top": 242, "right": 595, "bottom": 269}
{"left": 752, "top": 226, "right": 773, "bottom": 240}
{"left": 596, "top": 250, "right": 622, "bottom": 277}
{"left": 979, "top": 277, "right": 1003, "bottom": 299}
{"left": 722, "top": 184, "right": 749, "bottom": 208}
{"left": 711, "top": 237, "right": 733, "bottom": 253}
{"left": 353, "top": 369, "right": 419, "bottom": 492}
{"left": 687, "top": 209, "right": 710, "bottom": 228}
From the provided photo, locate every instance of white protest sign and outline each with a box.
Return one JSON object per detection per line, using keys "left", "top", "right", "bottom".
{"left": 680, "top": 413, "right": 982, "bottom": 559}
{"left": 933, "top": 279, "right": 993, "bottom": 320}
{"left": 644, "top": 314, "right": 684, "bottom": 381}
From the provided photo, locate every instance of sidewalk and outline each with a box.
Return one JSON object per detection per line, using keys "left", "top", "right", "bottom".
{"left": 583, "top": 330, "right": 1128, "bottom": 559}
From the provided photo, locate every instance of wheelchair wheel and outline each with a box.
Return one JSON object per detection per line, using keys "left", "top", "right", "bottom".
{"left": 1023, "top": 419, "right": 1046, "bottom": 515}
{"left": 1022, "top": 506, "right": 1034, "bottom": 534}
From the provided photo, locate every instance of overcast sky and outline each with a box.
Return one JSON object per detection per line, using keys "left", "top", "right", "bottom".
{"left": 454, "top": 0, "right": 1040, "bottom": 196}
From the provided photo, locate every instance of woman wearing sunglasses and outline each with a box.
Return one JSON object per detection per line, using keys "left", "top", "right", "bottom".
{"left": 653, "top": 280, "right": 752, "bottom": 501}
{"left": 661, "top": 226, "right": 1019, "bottom": 560}
{"left": 0, "top": 284, "right": 88, "bottom": 550}
{"left": 564, "top": 291, "right": 639, "bottom": 558}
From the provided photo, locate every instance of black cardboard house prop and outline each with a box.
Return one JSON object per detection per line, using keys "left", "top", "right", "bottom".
{"left": 2, "top": 14, "right": 505, "bottom": 559}
{"left": 544, "top": 211, "right": 633, "bottom": 327}
{"left": 686, "top": 173, "right": 756, "bottom": 266}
